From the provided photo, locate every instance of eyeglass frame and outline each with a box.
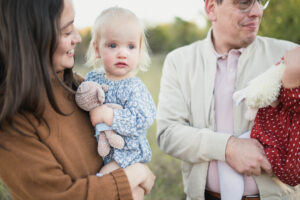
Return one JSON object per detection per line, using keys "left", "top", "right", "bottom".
{"left": 237, "top": 0, "right": 270, "bottom": 13}
{"left": 204, "top": 0, "right": 271, "bottom": 13}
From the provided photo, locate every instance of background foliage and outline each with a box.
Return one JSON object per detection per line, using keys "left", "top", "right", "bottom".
{"left": 259, "top": 0, "right": 300, "bottom": 44}
{"left": 1, "top": 1, "right": 300, "bottom": 199}
{"left": 147, "top": 17, "right": 209, "bottom": 54}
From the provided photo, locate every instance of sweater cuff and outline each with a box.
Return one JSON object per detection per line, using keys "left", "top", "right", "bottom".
{"left": 87, "top": 169, "right": 133, "bottom": 200}
{"left": 111, "top": 169, "right": 133, "bottom": 200}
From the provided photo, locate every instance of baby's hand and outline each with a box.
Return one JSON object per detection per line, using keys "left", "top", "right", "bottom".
{"left": 270, "top": 99, "right": 280, "bottom": 108}
{"left": 89, "top": 105, "right": 114, "bottom": 126}
{"left": 282, "top": 46, "right": 300, "bottom": 88}
{"left": 285, "top": 46, "right": 300, "bottom": 69}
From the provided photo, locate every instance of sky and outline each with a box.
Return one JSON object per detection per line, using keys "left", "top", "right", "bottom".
{"left": 73, "top": 0, "right": 207, "bottom": 29}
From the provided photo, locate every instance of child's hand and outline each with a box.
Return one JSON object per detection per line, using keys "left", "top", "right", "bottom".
{"left": 285, "top": 46, "right": 300, "bottom": 69}
{"left": 270, "top": 99, "right": 280, "bottom": 108}
{"left": 282, "top": 46, "right": 300, "bottom": 88}
{"left": 89, "top": 105, "right": 114, "bottom": 126}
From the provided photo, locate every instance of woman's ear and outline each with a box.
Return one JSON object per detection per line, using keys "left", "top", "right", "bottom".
{"left": 205, "top": 0, "right": 217, "bottom": 22}
{"left": 93, "top": 41, "right": 101, "bottom": 58}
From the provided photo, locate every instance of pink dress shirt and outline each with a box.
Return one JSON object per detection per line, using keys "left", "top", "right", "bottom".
{"left": 206, "top": 49, "right": 259, "bottom": 195}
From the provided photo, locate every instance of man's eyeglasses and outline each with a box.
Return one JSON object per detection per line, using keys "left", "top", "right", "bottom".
{"left": 237, "top": 0, "right": 270, "bottom": 13}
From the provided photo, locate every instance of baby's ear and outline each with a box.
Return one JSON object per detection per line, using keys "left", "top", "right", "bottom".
{"left": 101, "top": 84, "right": 108, "bottom": 92}
{"left": 93, "top": 41, "right": 101, "bottom": 58}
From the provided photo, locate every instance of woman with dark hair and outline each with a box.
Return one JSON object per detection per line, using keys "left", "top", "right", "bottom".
{"left": 0, "top": 0, "right": 155, "bottom": 199}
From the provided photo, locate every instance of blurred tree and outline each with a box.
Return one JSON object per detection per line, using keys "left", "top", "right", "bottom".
{"left": 147, "top": 24, "right": 170, "bottom": 53}
{"left": 75, "top": 27, "right": 92, "bottom": 65}
{"left": 259, "top": 0, "right": 300, "bottom": 44}
{"left": 147, "top": 17, "right": 209, "bottom": 54}
{"left": 168, "top": 17, "right": 207, "bottom": 51}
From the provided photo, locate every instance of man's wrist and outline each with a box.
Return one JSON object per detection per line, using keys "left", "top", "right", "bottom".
{"left": 225, "top": 136, "right": 235, "bottom": 162}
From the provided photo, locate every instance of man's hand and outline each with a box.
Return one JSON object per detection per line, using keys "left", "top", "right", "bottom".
{"left": 225, "top": 136, "right": 272, "bottom": 176}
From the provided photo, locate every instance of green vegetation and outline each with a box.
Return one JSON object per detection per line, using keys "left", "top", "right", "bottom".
{"left": 147, "top": 17, "right": 209, "bottom": 54}
{"left": 259, "top": 0, "right": 300, "bottom": 44}
{"left": 0, "top": 181, "right": 12, "bottom": 200}
{"left": 75, "top": 27, "right": 92, "bottom": 66}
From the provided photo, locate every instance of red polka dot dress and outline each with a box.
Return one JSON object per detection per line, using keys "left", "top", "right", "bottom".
{"left": 251, "top": 86, "right": 300, "bottom": 186}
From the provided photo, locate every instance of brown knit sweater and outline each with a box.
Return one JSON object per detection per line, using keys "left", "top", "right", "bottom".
{"left": 0, "top": 72, "right": 133, "bottom": 200}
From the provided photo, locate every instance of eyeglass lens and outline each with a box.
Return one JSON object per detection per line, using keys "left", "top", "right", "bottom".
{"left": 239, "top": 0, "right": 270, "bottom": 12}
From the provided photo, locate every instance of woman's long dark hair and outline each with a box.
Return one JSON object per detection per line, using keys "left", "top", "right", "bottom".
{"left": 0, "top": 0, "right": 78, "bottom": 128}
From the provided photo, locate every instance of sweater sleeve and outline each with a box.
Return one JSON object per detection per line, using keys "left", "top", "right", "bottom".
{"left": 0, "top": 115, "right": 133, "bottom": 200}
{"left": 111, "top": 81, "right": 156, "bottom": 137}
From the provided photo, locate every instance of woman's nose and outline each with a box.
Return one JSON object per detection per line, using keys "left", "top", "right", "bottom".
{"left": 72, "top": 28, "right": 82, "bottom": 44}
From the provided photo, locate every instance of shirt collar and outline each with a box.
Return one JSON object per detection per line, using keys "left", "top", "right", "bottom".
{"left": 214, "top": 48, "right": 244, "bottom": 60}
{"left": 208, "top": 29, "right": 245, "bottom": 60}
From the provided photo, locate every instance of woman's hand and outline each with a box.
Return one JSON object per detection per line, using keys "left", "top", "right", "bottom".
{"left": 89, "top": 105, "right": 114, "bottom": 126}
{"left": 132, "top": 187, "right": 145, "bottom": 200}
{"left": 124, "top": 163, "right": 156, "bottom": 195}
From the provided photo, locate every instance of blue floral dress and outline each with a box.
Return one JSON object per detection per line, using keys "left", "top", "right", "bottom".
{"left": 86, "top": 69, "right": 156, "bottom": 168}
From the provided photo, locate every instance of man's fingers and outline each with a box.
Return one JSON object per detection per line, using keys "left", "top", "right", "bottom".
{"left": 253, "top": 139, "right": 264, "bottom": 151}
{"left": 251, "top": 165, "right": 261, "bottom": 176}
{"left": 260, "top": 156, "right": 272, "bottom": 175}
{"left": 226, "top": 137, "right": 273, "bottom": 176}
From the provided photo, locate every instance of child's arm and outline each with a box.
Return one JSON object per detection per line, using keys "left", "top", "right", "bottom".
{"left": 282, "top": 46, "right": 300, "bottom": 89}
{"left": 111, "top": 84, "right": 156, "bottom": 137}
{"left": 90, "top": 80, "right": 156, "bottom": 137}
{"left": 89, "top": 105, "right": 114, "bottom": 126}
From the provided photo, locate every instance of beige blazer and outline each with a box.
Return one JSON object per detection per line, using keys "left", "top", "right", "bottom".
{"left": 156, "top": 29, "right": 299, "bottom": 200}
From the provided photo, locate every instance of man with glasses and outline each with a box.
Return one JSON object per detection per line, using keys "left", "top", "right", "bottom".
{"left": 157, "top": 0, "right": 299, "bottom": 199}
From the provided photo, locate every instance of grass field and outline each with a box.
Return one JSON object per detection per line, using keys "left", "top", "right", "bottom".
{"left": 0, "top": 54, "right": 186, "bottom": 200}
{"left": 0, "top": 181, "right": 12, "bottom": 200}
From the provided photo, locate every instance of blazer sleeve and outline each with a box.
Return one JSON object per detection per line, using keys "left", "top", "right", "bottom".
{"left": 156, "top": 52, "right": 230, "bottom": 164}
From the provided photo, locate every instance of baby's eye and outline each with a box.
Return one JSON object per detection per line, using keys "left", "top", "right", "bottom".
{"left": 109, "top": 43, "right": 117, "bottom": 48}
{"left": 128, "top": 44, "right": 135, "bottom": 49}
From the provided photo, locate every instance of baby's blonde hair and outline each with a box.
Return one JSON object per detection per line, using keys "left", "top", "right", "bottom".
{"left": 85, "top": 6, "right": 150, "bottom": 73}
